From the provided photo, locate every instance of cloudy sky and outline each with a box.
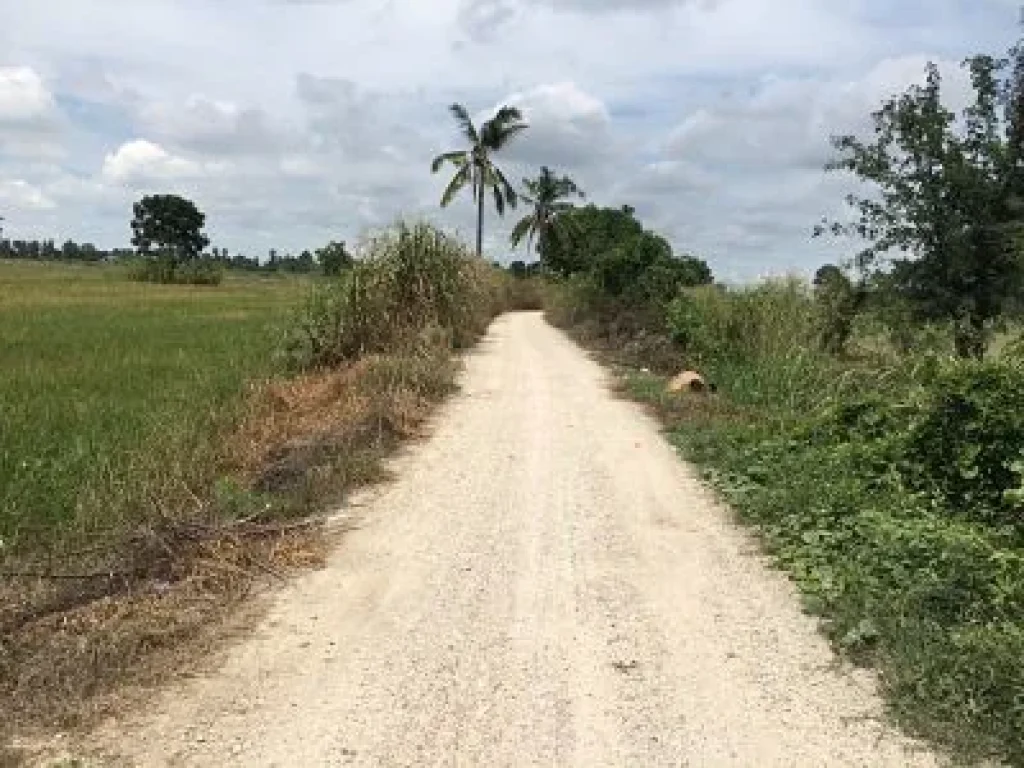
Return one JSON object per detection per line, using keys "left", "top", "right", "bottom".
{"left": 0, "top": 0, "right": 1020, "bottom": 280}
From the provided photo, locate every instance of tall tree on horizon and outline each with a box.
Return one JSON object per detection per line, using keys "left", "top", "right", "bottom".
{"left": 510, "top": 166, "right": 585, "bottom": 263}
{"left": 431, "top": 103, "right": 527, "bottom": 258}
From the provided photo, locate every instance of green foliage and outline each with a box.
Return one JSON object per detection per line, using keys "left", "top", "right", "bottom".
{"left": 813, "top": 264, "right": 862, "bottom": 355}
{"left": 130, "top": 194, "right": 211, "bottom": 284}
{"left": 818, "top": 48, "right": 1024, "bottom": 358}
{"left": 667, "top": 281, "right": 818, "bottom": 361}
{"left": 545, "top": 204, "right": 712, "bottom": 314}
{"left": 543, "top": 204, "right": 640, "bottom": 279}
{"left": 283, "top": 222, "right": 503, "bottom": 371}
{"left": 500, "top": 273, "right": 545, "bottom": 310}
{"left": 506, "top": 260, "right": 542, "bottom": 279}
{"left": 899, "top": 360, "right": 1024, "bottom": 524}
{"left": 542, "top": 206, "right": 714, "bottom": 375}
{"left": 0, "top": 236, "right": 132, "bottom": 263}
{"left": 802, "top": 358, "right": 1024, "bottom": 528}
{"left": 315, "top": 240, "right": 352, "bottom": 277}
{"left": 431, "top": 103, "right": 527, "bottom": 257}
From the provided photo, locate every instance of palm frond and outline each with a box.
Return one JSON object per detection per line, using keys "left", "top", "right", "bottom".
{"left": 440, "top": 164, "right": 471, "bottom": 208}
{"left": 431, "top": 150, "right": 468, "bottom": 174}
{"left": 556, "top": 176, "right": 585, "bottom": 199}
{"left": 481, "top": 105, "right": 528, "bottom": 150}
{"left": 509, "top": 215, "right": 534, "bottom": 248}
{"left": 490, "top": 105, "right": 525, "bottom": 129}
{"left": 493, "top": 182, "right": 506, "bottom": 216}
{"left": 449, "top": 103, "right": 479, "bottom": 144}
{"left": 491, "top": 164, "right": 518, "bottom": 209}
{"left": 488, "top": 122, "right": 528, "bottom": 150}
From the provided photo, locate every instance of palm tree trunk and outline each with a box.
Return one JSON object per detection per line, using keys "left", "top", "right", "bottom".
{"left": 476, "top": 177, "right": 485, "bottom": 258}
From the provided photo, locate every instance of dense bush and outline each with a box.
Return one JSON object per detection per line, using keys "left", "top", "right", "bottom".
{"left": 813, "top": 265, "right": 863, "bottom": 355}
{"left": 806, "top": 359, "right": 1024, "bottom": 528}
{"left": 894, "top": 362, "right": 1024, "bottom": 526}
{"left": 501, "top": 275, "right": 545, "bottom": 311}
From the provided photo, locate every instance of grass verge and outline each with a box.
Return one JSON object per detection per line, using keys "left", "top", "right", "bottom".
{"left": 549, "top": 280, "right": 1024, "bottom": 767}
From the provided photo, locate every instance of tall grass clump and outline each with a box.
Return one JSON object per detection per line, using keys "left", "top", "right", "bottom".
{"left": 283, "top": 222, "right": 502, "bottom": 371}
{"left": 665, "top": 280, "right": 847, "bottom": 413}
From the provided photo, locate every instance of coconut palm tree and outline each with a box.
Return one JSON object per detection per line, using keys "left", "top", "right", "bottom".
{"left": 510, "top": 166, "right": 585, "bottom": 261}
{"left": 431, "top": 104, "right": 527, "bottom": 258}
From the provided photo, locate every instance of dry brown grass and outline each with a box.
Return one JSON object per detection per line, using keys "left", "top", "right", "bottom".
{"left": 230, "top": 347, "right": 456, "bottom": 499}
{"left": 1, "top": 522, "right": 330, "bottom": 763}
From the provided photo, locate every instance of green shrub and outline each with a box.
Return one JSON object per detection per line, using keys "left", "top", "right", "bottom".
{"left": 501, "top": 276, "right": 545, "bottom": 311}
{"left": 900, "top": 360, "right": 1024, "bottom": 525}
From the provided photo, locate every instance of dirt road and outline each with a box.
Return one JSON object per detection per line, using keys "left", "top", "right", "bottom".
{"left": 83, "top": 312, "right": 938, "bottom": 766}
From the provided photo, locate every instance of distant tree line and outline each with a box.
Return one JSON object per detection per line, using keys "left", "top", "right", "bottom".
{"left": 1, "top": 207, "right": 350, "bottom": 285}
{"left": 0, "top": 238, "right": 134, "bottom": 263}
{"left": 0, "top": 235, "right": 347, "bottom": 276}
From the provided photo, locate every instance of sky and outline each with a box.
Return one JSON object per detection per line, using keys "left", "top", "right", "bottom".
{"left": 0, "top": 0, "right": 1021, "bottom": 281}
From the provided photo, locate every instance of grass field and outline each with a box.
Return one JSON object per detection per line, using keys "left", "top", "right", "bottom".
{"left": 0, "top": 260, "right": 307, "bottom": 557}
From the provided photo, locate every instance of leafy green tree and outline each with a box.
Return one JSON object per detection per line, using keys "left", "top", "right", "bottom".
{"left": 542, "top": 205, "right": 643, "bottom": 279}
{"left": 130, "top": 194, "right": 210, "bottom": 278}
{"left": 431, "top": 103, "right": 527, "bottom": 258}
{"left": 316, "top": 240, "right": 352, "bottom": 276}
{"left": 817, "top": 48, "right": 1024, "bottom": 358}
{"left": 544, "top": 203, "right": 713, "bottom": 310}
{"left": 510, "top": 166, "right": 584, "bottom": 262}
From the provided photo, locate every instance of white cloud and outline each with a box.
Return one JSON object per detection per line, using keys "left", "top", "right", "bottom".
{"left": 620, "top": 54, "right": 987, "bottom": 280}
{"left": 0, "top": 67, "right": 56, "bottom": 123}
{"left": 101, "top": 140, "right": 210, "bottom": 184}
{"left": 0, "top": 179, "right": 55, "bottom": 210}
{"left": 138, "top": 96, "right": 289, "bottom": 156}
{"left": 499, "top": 81, "right": 615, "bottom": 171}
{"left": 0, "top": 66, "right": 63, "bottom": 160}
